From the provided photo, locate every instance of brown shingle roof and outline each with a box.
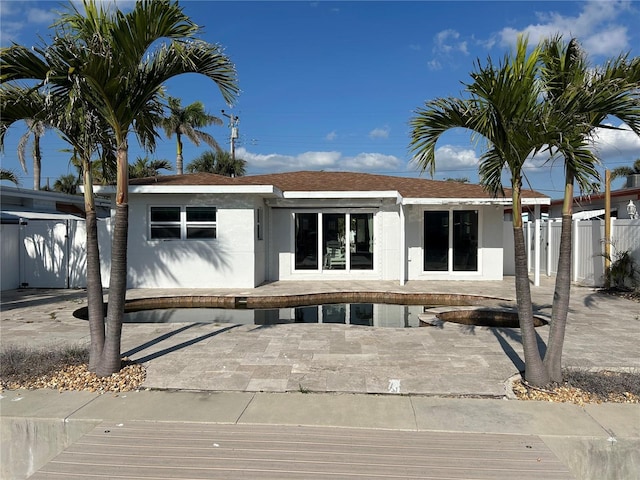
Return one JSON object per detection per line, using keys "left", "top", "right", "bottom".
{"left": 130, "top": 171, "right": 547, "bottom": 200}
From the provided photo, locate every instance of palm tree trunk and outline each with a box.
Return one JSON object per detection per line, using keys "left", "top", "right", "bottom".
{"left": 96, "top": 144, "right": 129, "bottom": 377}
{"left": 83, "top": 160, "right": 105, "bottom": 372}
{"left": 176, "top": 133, "right": 183, "bottom": 175}
{"left": 544, "top": 175, "right": 574, "bottom": 382}
{"left": 33, "top": 135, "right": 41, "bottom": 190}
{"left": 512, "top": 183, "right": 549, "bottom": 387}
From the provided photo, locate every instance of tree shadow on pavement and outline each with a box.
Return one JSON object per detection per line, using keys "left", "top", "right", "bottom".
{"left": 123, "top": 324, "right": 240, "bottom": 364}
{"left": 491, "top": 327, "right": 547, "bottom": 372}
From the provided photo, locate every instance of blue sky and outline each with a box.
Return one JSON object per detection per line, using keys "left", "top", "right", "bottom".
{"left": 1, "top": 0, "right": 639, "bottom": 197}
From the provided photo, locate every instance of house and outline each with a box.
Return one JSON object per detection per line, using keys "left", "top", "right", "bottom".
{"left": 93, "top": 171, "right": 550, "bottom": 288}
{"left": 0, "top": 186, "right": 110, "bottom": 290}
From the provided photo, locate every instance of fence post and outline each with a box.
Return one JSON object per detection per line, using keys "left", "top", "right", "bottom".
{"left": 534, "top": 205, "right": 541, "bottom": 286}
{"left": 572, "top": 219, "right": 579, "bottom": 282}
{"left": 546, "top": 220, "right": 552, "bottom": 276}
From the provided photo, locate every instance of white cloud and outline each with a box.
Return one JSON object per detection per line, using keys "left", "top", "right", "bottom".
{"left": 325, "top": 131, "right": 337, "bottom": 141}
{"left": 497, "top": 0, "right": 632, "bottom": 57}
{"left": 432, "top": 145, "right": 479, "bottom": 168}
{"left": 27, "top": 8, "right": 56, "bottom": 25}
{"left": 236, "top": 148, "right": 401, "bottom": 173}
{"left": 428, "top": 29, "right": 469, "bottom": 71}
{"left": 342, "top": 153, "right": 401, "bottom": 171}
{"left": 427, "top": 59, "right": 442, "bottom": 71}
{"left": 433, "top": 29, "right": 469, "bottom": 55}
{"left": 590, "top": 122, "right": 640, "bottom": 158}
{"left": 369, "top": 126, "right": 390, "bottom": 140}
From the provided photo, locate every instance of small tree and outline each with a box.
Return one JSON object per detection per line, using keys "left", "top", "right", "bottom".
{"left": 186, "top": 149, "right": 246, "bottom": 177}
{"left": 0, "top": 168, "right": 19, "bottom": 185}
{"left": 129, "top": 157, "right": 173, "bottom": 178}
{"left": 53, "top": 174, "right": 79, "bottom": 194}
{"left": 611, "top": 158, "right": 640, "bottom": 186}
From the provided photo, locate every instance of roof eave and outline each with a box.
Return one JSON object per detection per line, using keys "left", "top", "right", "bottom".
{"left": 90, "top": 184, "right": 283, "bottom": 197}
{"left": 402, "top": 197, "right": 550, "bottom": 206}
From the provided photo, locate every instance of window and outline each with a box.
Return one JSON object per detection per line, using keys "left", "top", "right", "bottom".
{"left": 423, "top": 210, "right": 478, "bottom": 272}
{"left": 150, "top": 206, "right": 216, "bottom": 240}
{"left": 256, "top": 207, "right": 263, "bottom": 240}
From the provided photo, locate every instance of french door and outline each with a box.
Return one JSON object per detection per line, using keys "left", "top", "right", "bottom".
{"left": 294, "top": 212, "right": 374, "bottom": 271}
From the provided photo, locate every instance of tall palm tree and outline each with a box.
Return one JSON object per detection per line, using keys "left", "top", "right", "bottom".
{"left": 1, "top": 0, "right": 238, "bottom": 376}
{"left": 538, "top": 36, "right": 640, "bottom": 382}
{"left": 1, "top": 80, "right": 116, "bottom": 373}
{"left": 0, "top": 168, "right": 19, "bottom": 184}
{"left": 129, "top": 156, "right": 173, "bottom": 178}
{"left": 17, "top": 119, "right": 47, "bottom": 190}
{"left": 186, "top": 149, "right": 247, "bottom": 176}
{"left": 410, "top": 37, "right": 551, "bottom": 386}
{"left": 161, "top": 96, "right": 223, "bottom": 175}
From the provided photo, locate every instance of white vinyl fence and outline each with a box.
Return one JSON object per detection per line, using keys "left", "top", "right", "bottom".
{"left": 1, "top": 218, "right": 112, "bottom": 291}
{"left": 504, "top": 219, "right": 640, "bottom": 286}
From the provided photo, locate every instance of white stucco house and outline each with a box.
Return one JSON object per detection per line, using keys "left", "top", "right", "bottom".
{"left": 94, "top": 171, "right": 550, "bottom": 289}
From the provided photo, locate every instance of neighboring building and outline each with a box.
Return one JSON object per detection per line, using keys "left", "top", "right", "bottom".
{"left": 93, "top": 171, "right": 550, "bottom": 289}
{"left": 547, "top": 186, "right": 640, "bottom": 220}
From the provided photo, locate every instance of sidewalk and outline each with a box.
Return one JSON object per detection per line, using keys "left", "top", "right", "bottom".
{"left": 1, "top": 277, "right": 639, "bottom": 479}
{"left": 3, "top": 388, "right": 638, "bottom": 479}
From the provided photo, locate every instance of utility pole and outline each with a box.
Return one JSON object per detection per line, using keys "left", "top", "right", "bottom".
{"left": 221, "top": 110, "right": 239, "bottom": 161}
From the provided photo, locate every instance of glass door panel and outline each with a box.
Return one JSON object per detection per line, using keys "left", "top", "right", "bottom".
{"left": 295, "top": 213, "right": 318, "bottom": 270}
{"left": 350, "top": 213, "right": 374, "bottom": 270}
{"left": 323, "top": 213, "right": 346, "bottom": 270}
{"left": 423, "top": 211, "right": 449, "bottom": 271}
{"left": 453, "top": 210, "right": 478, "bottom": 271}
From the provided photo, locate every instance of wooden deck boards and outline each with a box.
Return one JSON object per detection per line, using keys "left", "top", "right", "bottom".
{"left": 30, "top": 422, "right": 574, "bottom": 479}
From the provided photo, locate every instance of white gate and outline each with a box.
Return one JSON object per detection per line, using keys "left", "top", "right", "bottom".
{"left": 20, "top": 220, "right": 70, "bottom": 288}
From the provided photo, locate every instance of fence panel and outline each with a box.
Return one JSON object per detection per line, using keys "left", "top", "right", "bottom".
{"left": 507, "top": 219, "right": 639, "bottom": 286}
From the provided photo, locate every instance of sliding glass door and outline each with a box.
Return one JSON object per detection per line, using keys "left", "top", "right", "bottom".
{"left": 424, "top": 210, "right": 478, "bottom": 272}
{"left": 295, "top": 212, "right": 374, "bottom": 272}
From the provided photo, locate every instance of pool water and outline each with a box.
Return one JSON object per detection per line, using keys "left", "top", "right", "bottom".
{"left": 123, "top": 303, "right": 426, "bottom": 328}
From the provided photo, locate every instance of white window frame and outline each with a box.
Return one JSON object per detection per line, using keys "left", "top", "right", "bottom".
{"left": 149, "top": 205, "right": 217, "bottom": 241}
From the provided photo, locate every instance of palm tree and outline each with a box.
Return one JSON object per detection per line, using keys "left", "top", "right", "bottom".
{"left": 161, "top": 96, "right": 223, "bottom": 175}
{"left": 186, "top": 149, "right": 247, "bottom": 176}
{"left": 2, "top": 78, "right": 116, "bottom": 374}
{"left": 17, "top": 119, "right": 47, "bottom": 190}
{"left": 1, "top": 0, "right": 238, "bottom": 376}
{"left": 1, "top": 168, "right": 19, "bottom": 184}
{"left": 53, "top": 174, "right": 79, "bottom": 194}
{"left": 611, "top": 158, "right": 640, "bottom": 185}
{"left": 538, "top": 37, "right": 640, "bottom": 382}
{"left": 129, "top": 157, "right": 173, "bottom": 178}
{"left": 410, "top": 37, "right": 551, "bottom": 386}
